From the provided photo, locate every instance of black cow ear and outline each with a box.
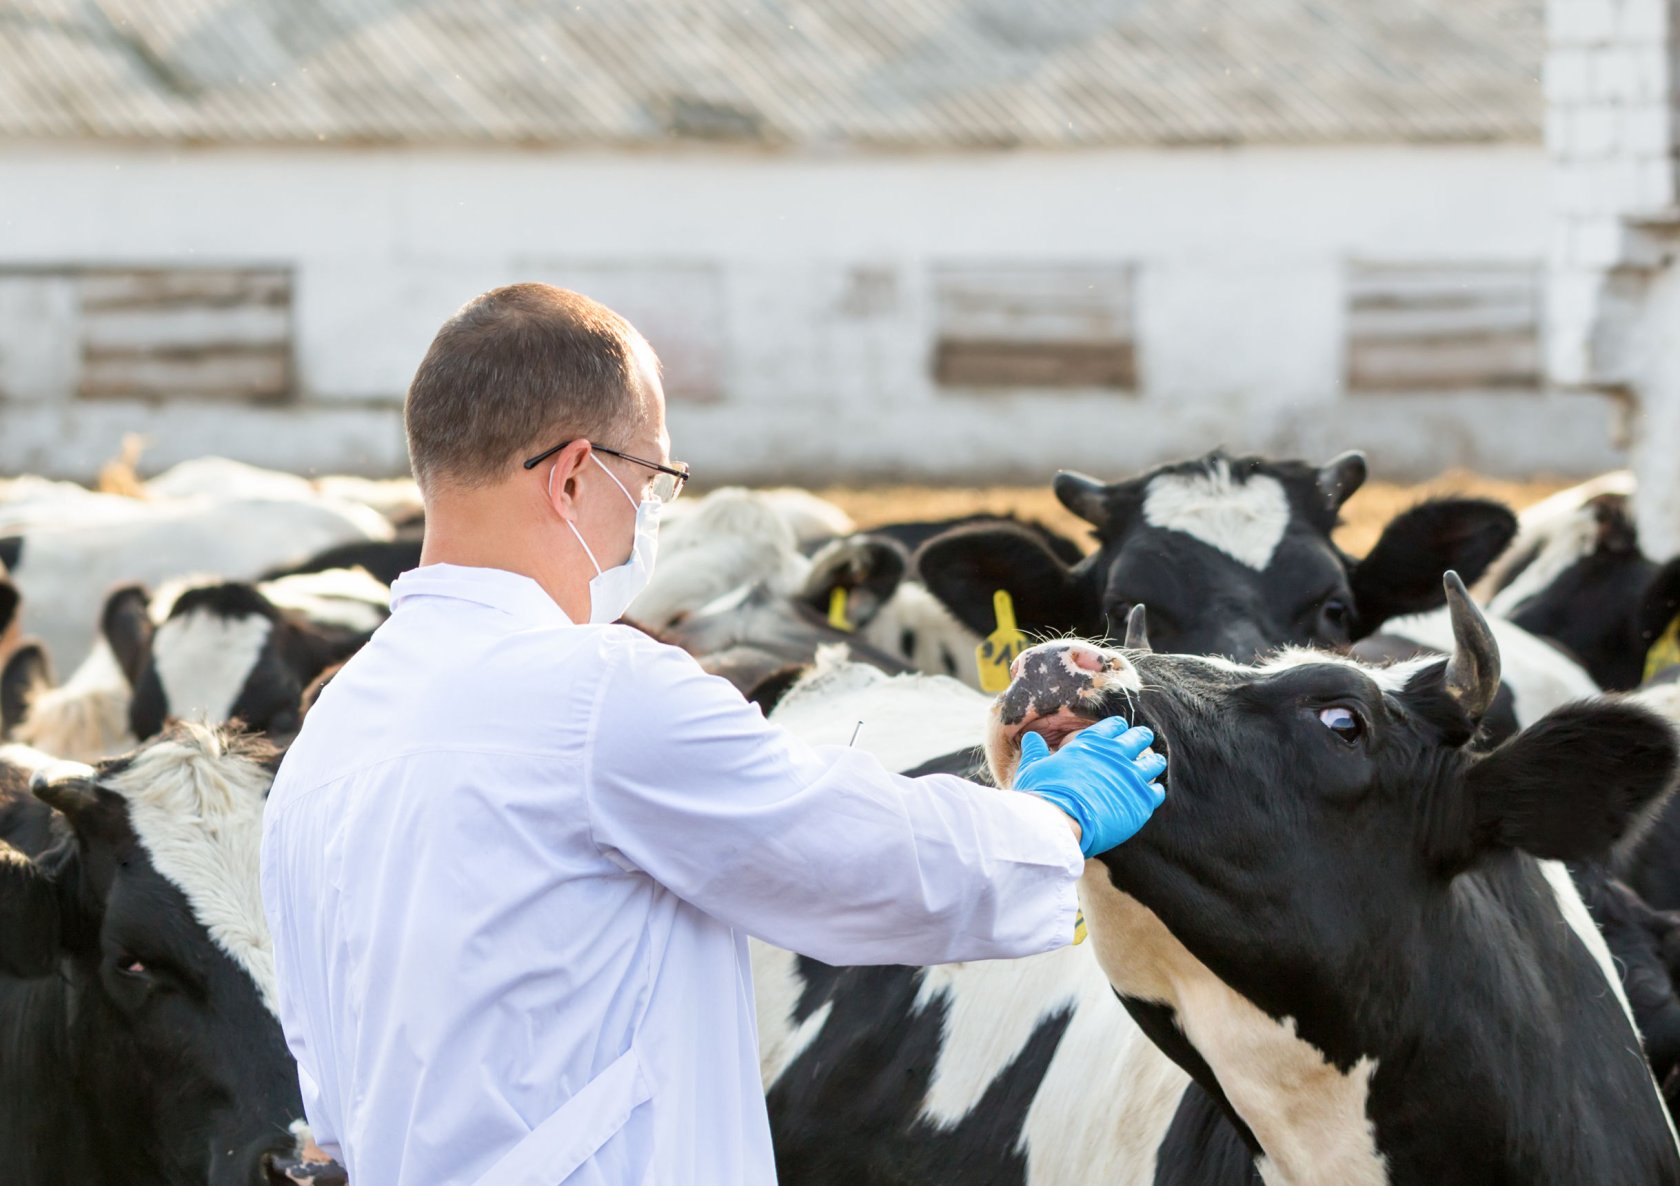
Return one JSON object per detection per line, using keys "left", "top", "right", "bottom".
{"left": 1450, "top": 701, "right": 1679, "bottom": 869}
{"left": 0, "top": 841, "right": 61, "bottom": 978}
{"left": 0, "top": 577, "right": 20, "bottom": 641}
{"left": 917, "top": 524, "right": 1096, "bottom": 638}
{"left": 1052, "top": 471, "right": 1114, "bottom": 530}
{"left": 1316, "top": 451, "right": 1368, "bottom": 514}
{"left": 1349, "top": 498, "right": 1517, "bottom": 635}
{"left": 796, "top": 536, "right": 909, "bottom": 629}
{"left": 101, "top": 584, "right": 154, "bottom": 687}
{"left": 1, "top": 640, "right": 52, "bottom": 736}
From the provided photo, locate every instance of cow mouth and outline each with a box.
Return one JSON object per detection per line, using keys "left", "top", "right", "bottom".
{"left": 1011, "top": 707, "right": 1103, "bottom": 753}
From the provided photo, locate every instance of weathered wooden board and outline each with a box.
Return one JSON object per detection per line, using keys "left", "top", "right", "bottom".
{"left": 1346, "top": 261, "right": 1541, "bottom": 393}
{"left": 932, "top": 263, "right": 1137, "bottom": 390}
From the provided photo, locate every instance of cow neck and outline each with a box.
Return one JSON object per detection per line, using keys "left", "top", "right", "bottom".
{"left": 0, "top": 976, "right": 102, "bottom": 1186}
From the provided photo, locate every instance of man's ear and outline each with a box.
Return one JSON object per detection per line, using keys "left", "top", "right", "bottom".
{"left": 916, "top": 523, "right": 1099, "bottom": 638}
{"left": 0, "top": 841, "right": 61, "bottom": 978}
{"left": 1441, "top": 700, "right": 1680, "bottom": 870}
{"left": 535, "top": 439, "right": 597, "bottom": 519}
{"left": 795, "top": 536, "right": 909, "bottom": 629}
{"left": 1350, "top": 498, "right": 1518, "bottom": 635}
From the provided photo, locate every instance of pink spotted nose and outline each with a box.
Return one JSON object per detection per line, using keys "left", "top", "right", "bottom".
{"left": 1009, "top": 641, "right": 1106, "bottom": 682}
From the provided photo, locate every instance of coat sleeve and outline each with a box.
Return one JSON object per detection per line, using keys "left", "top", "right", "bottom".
{"left": 581, "top": 634, "right": 1083, "bottom": 966}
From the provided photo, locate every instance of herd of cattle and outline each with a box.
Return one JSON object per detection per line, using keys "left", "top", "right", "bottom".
{"left": 2, "top": 449, "right": 1680, "bottom": 1184}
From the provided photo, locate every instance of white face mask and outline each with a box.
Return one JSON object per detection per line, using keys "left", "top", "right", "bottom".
{"left": 560, "top": 454, "right": 663, "bottom": 624}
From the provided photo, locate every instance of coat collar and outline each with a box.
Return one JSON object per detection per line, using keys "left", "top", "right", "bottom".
{"left": 390, "top": 563, "right": 574, "bottom": 627}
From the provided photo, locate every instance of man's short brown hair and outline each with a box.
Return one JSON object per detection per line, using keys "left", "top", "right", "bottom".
{"left": 404, "top": 284, "right": 652, "bottom": 491}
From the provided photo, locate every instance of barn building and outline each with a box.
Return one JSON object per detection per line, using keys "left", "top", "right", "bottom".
{"left": 0, "top": 0, "right": 1622, "bottom": 484}
{"left": 1545, "top": 0, "right": 1680, "bottom": 554}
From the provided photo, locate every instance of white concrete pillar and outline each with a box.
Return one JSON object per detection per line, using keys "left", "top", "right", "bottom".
{"left": 1546, "top": 0, "right": 1680, "bottom": 554}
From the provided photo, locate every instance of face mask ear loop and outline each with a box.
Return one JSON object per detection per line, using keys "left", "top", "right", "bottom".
{"left": 592, "top": 453, "right": 641, "bottom": 509}
{"left": 552, "top": 460, "right": 604, "bottom": 577}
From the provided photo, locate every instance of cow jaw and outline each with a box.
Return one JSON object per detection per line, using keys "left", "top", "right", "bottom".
{"left": 1079, "top": 866, "right": 1390, "bottom": 1186}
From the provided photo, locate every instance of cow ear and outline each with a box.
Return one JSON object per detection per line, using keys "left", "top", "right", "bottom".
{"left": 1, "top": 640, "right": 52, "bottom": 737}
{"left": 1444, "top": 701, "right": 1680, "bottom": 870}
{"left": 0, "top": 841, "right": 61, "bottom": 978}
{"left": 917, "top": 524, "right": 1096, "bottom": 638}
{"left": 1349, "top": 498, "right": 1517, "bottom": 635}
{"left": 1052, "top": 471, "right": 1114, "bottom": 531}
{"left": 796, "top": 536, "right": 909, "bottom": 629}
{"left": 101, "top": 584, "right": 154, "bottom": 687}
{"left": 1316, "top": 451, "right": 1368, "bottom": 514}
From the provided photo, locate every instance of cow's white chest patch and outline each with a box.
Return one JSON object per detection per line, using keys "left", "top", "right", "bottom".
{"left": 153, "top": 611, "right": 273, "bottom": 725}
{"left": 1080, "top": 870, "right": 1389, "bottom": 1186}
{"left": 1142, "top": 465, "right": 1291, "bottom": 572}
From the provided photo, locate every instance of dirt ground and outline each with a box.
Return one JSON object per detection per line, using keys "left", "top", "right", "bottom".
{"left": 816, "top": 472, "right": 1577, "bottom": 558}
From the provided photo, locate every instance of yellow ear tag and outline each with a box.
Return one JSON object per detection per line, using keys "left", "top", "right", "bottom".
{"left": 1645, "top": 612, "right": 1680, "bottom": 683}
{"left": 827, "top": 587, "right": 854, "bottom": 633}
{"left": 976, "top": 589, "right": 1029, "bottom": 694}
{"left": 1073, "top": 909, "right": 1088, "bottom": 946}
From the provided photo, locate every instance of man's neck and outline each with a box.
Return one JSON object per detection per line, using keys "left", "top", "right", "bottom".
{"left": 419, "top": 506, "right": 591, "bottom": 623}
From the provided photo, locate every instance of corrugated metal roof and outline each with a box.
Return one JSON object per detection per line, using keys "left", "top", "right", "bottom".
{"left": 0, "top": 0, "right": 1543, "bottom": 148}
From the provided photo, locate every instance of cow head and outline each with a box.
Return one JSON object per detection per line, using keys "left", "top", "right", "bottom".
{"left": 1486, "top": 492, "right": 1680, "bottom": 691}
{"left": 0, "top": 725, "right": 325, "bottom": 1185}
{"left": 104, "top": 578, "right": 378, "bottom": 744}
{"left": 920, "top": 451, "right": 1516, "bottom": 661}
{"left": 984, "top": 579, "right": 1680, "bottom": 1179}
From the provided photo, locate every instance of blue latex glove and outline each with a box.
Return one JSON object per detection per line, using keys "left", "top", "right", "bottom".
{"left": 1014, "top": 716, "right": 1167, "bottom": 857}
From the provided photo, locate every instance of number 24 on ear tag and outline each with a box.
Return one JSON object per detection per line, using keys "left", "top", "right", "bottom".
{"left": 976, "top": 589, "right": 1028, "bottom": 693}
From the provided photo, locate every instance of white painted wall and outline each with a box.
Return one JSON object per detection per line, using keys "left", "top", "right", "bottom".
{"left": 0, "top": 142, "right": 1621, "bottom": 483}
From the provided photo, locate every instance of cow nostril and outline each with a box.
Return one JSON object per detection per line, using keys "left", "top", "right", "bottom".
{"left": 1064, "top": 645, "right": 1104, "bottom": 673}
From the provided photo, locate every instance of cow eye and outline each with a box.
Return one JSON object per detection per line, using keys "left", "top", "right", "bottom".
{"left": 1317, "top": 706, "right": 1364, "bottom": 741}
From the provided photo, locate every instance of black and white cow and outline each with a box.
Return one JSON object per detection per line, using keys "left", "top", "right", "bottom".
{"left": 759, "top": 660, "right": 1197, "bottom": 1184}
{"left": 0, "top": 726, "right": 344, "bottom": 1185}
{"left": 1, "top": 569, "right": 388, "bottom": 760}
{"left": 917, "top": 451, "right": 1514, "bottom": 661}
{"left": 985, "top": 579, "right": 1680, "bottom": 1184}
{"left": 0, "top": 495, "right": 393, "bottom": 670}
{"left": 663, "top": 531, "right": 986, "bottom": 692}
{"left": 1476, "top": 488, "right": 1680, "bottom": 692}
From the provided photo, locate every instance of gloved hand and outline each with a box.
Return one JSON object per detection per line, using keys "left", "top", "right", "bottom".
{"left": 1014, "top": 716, "right": 1167, "bottom": 857}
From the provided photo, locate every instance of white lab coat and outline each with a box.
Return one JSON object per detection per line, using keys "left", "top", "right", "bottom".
{"left": 260, "top": 563, "right": 1082, "bottom": 1186}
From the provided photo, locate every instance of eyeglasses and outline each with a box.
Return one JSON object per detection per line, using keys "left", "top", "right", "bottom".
{"left": 522, "top": 439, "right": 691, "bottom": 503}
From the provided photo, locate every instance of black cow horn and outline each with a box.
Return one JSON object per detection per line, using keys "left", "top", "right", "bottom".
{"left": 1443, "top": 570, "right": 1500, "bottom": 721}
{"left": 1124, "top": 604, "right": 1152, "bottom": 652}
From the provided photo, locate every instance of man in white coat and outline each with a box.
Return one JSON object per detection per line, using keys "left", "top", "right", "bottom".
{"left": 260, "top": 283, "right": 1167, "bottom": 1186}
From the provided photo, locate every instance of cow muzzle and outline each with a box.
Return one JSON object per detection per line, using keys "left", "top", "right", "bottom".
{"left": 987, "top": 640, "right": 1151, "bottom": 784}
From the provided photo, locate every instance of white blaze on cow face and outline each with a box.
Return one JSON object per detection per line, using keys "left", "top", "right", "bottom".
{"left": 152, "top": 609, "right": 274, "bottom": 725}
{"left": 1142, "top": 460, "right": 1292, "bottom": 572}
{"left": 1080, "top": 870, "right": 1390, "bottom": 1186}
{"left": 101, "top": 722, "right": 279, "bottom": 1014}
